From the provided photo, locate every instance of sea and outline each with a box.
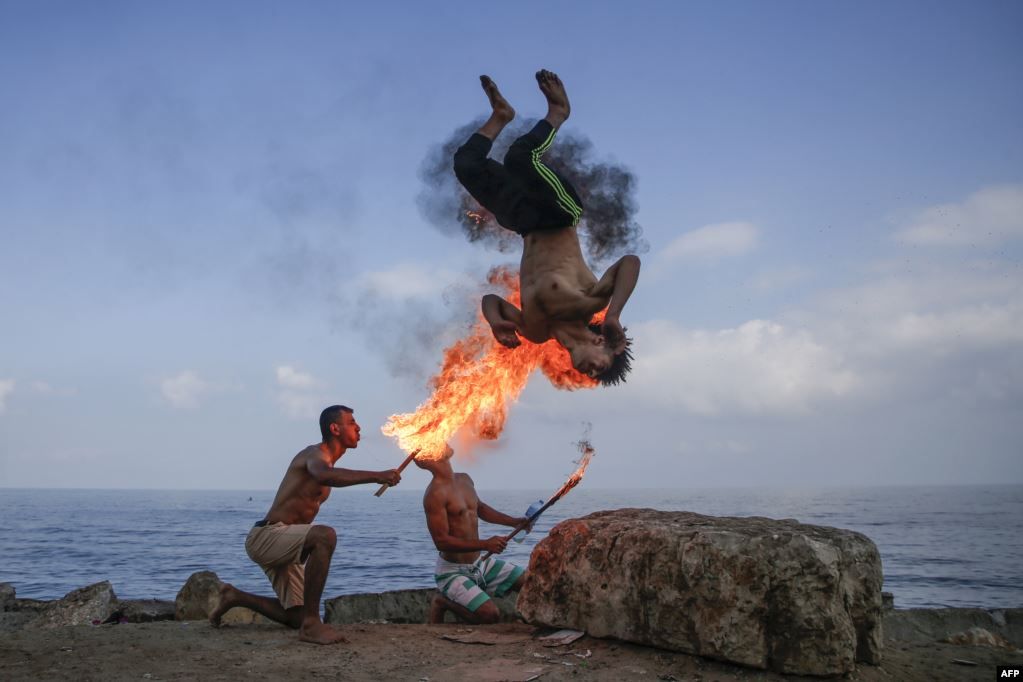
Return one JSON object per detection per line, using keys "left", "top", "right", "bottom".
{"left": 1, "top": 486, "right": 1020, "bottom": 610}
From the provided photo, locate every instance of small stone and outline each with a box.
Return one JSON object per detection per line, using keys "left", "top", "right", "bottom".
{"left": 0, "top": 583, "right": 15, "bottom": 611}
{"left": 30, "top": 582, "right": 117, "bottom": 629}
{"left": 174, "top": 571, "right": 268, "bottom": 625}
{"left": 174, "top": 571, "right": 223, "bottom": 621}
{"left": 116, "top": 600, "right": 175, "bottom": 623}
{"left": 943, "top": 627, "right": 1014, "bottom": 650}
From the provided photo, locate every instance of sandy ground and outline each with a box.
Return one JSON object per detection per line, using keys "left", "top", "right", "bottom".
{"left": 2, "top": 619, "right": 1021, "bottom": 681}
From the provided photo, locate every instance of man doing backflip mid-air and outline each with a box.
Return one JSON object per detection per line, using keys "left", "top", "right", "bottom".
{"left": 454, "top": 70, "right": 641, "bottom": 385}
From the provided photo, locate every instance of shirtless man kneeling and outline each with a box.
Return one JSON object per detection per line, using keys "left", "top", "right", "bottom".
{"left": 418, "top": 446, "right": 530, "bottom": 624}
{"left": 210, "top": 405, "right": 402, "bottom": 644}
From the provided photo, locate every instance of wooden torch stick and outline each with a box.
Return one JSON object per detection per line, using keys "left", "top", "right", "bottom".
{"left": 374, "top": 449, "right": 420, "bottom": 497}
{"left": 478, "top": 441, "right": 594, "bottom": 562}
{"left": 478, "top": 495, "right": 559, "bottom": 562}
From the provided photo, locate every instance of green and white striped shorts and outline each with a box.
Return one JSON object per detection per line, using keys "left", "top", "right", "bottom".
{"left": 434, "top": 555, "right": 525, "bottom": 613}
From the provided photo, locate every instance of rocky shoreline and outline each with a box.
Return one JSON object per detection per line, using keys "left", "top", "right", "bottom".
{"left": 3, "top": 509, "right": 1020, "bottom": 679}
{"left": 2, "top": 577, "right": 1021, "bottom": 681}
{"left": 5, "top": 577, "right": 1022, "bottom": 647}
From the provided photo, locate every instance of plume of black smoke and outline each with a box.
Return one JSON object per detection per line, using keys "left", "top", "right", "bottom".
{"left": 418, "top": 119, "right": 649, "bottom": 267}
{"left": 416, "top": 119, "right": 520, "bottom": 256}
{"left": 330, "top": 277, "right": 484, "bottom": 386}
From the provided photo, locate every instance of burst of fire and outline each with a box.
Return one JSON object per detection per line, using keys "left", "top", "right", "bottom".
{"left": 382, "top": 266, "right": 601, "bottom": 460}
{"left": 465, "top": 210, "right": 485, "bottom": 226}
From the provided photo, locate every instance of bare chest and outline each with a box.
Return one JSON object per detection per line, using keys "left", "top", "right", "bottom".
{"left": 520, "top": 273, "right": 606, "bottom": 335}
{"left": 447, "top": 489, "right": 478, "bottom": 524}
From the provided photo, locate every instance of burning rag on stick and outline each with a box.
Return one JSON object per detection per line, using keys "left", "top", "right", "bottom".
{"left": 479, "top": 438, "right": 595, "bottom": 562}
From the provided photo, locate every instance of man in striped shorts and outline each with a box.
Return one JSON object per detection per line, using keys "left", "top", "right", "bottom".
{"left": 454, "top": 69, "right": 641, "bottom": 386}
{"left": 417, "top": 446, "right": 529, "bottom": 624}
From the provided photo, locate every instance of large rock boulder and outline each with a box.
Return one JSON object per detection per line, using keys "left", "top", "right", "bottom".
{"left": 517, "top": 509, "right": 883, "bottom": 676}
{"left": 30, "top": 581, "right": 117, "bottom": 628}
{"left": 175, "top": 571, "right": 269, "bottom": 625}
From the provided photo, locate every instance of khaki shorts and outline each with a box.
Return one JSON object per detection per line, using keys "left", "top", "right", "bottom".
{"left": 245, "top": 522, "right": 313, "bottom": 609}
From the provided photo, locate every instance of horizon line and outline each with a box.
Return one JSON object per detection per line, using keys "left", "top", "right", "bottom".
{"left": 2, "top": 482, "right": 1022, "bottom": 493}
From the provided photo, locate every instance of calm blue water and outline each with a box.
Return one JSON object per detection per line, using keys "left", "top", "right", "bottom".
{"left": 1, "top": 486, "right": 1020, "bottom": 609}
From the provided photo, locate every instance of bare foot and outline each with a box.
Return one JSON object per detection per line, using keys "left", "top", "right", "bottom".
{"left": 428, "top": 594, "right": 448, "bottom": 624}
{"left": 536, "top": 69, "right": 570, "bottom": 125}
{"left": 299, "top": 621, "right": 349, "bottom": 645}
{"left": 480, "top": 75, "right": 515, "bottom": 124}
{"left": 209, "top": 583, "right": 239, "bottom": 628}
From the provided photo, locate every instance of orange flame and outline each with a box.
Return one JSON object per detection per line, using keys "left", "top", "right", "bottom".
{"left": 382, "top": 266, "right": 600, "bottom": 460}
{"left": 487, "top": 438, "right": 595, "bottom": 552}
{"left": 548, "top": 438, "right": 595, "bottom": 504}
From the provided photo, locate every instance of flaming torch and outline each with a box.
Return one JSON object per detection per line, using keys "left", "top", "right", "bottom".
{"left": 479, "top": 438, "right": 595, "bottom": 562}
{"left": 373, "top": 448, "right": 420, "bottom": 497}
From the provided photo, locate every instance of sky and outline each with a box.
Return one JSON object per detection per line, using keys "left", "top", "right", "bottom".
{"left": 1, "top": 1, "right": 1021, "bottom": 490}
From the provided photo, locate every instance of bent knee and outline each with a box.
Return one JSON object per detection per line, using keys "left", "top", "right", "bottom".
{"left": 453, "top": 149, "right": 482, "bottom": 181}
{"left": 474, "top": 602, "right": 500, "bottom": 624}
{"left": 502, "top": 145, "right": 531, "bottom": 173}
{"left": 308, "top": 525, "right": 337, "bottom": 548}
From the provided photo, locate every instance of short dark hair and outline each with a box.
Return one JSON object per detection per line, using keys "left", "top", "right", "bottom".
{"left": 319, "top": 404, "right": 353, "bottom": 440}
{"left": 588, "top": 323, "right": 633, "bottom": 386}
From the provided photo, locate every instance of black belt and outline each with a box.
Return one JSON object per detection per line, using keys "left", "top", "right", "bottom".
{"left": 254, "top": 519, "right": 270, "bottom": 527}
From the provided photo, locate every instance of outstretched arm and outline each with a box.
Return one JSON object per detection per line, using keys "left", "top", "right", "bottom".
{"left": 481, "top": 294, "right": 524, "bottom": 348}
{"left": 424, "top": 489, "right": 508, "bottom": 554}
{"left": 477, "top": 500, "right": 528, "bottom": 529}
{"left": 591, "top": 255, "right": 641, "bottom": 352}
{"left": 307, "top": 457, "right": 400, "bottom": 488}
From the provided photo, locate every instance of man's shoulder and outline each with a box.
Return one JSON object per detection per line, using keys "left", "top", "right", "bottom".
{"left": 292, "top": 444, "right": 327, "bottom": 467}
{"left": 423, "top": 478, "right": 452, "bottom": 505}
{"left": 295, "top": 443, "right": 323, "bottom": 457}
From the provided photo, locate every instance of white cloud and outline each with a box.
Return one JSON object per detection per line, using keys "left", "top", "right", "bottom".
{"left": 660, "top": 221, "right": 759, "bottom": 263}
{"left": 766, "top": 258, "right": 1023, "bottom": 409}
{"left": 751, "top": 266, "right": 813, "bottom": 292}
{"left": 886, "top": 302, "right": 1023, "bottom": 353}
{"left": 30, "top": 381, "right": 77, "bottom": 397}
{"left": 895, "top": 184, "right": 1023, "bottom": 246}
{"left": 277, "top": 391, "right": 324, "bottom": 419}
{"left": 276, "top": 365, "right": 319, "bottom": 390}
{"left": 160, "top": 371, "right": 209, "bottom": 409}
{"left": 359, "top": 264, "right": 467, "bottom": 300}
{"left": 629, "top": 319, "right": 859, "bottom": 415}
{"left": 275, "top": 365, "right": 325, "bottom": 419}
{"left": 805, "top": 265, "right": 1023, "bottom": 359}
{"left": 0, "top": 379, "right": 15, "bottom": 414}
